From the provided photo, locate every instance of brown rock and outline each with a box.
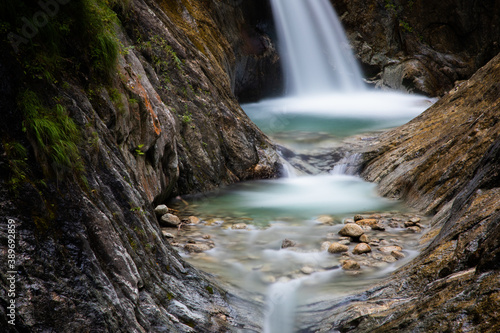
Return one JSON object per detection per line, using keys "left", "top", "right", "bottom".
{"left": 407, "top": 226, "right": 422, "bottom": 233}
{"left": 391, "top": 250, "right": 406, "bottom": 259}
{"left": 342, "top": 260, "right": 360, "bottom": 270}
{"left": 281, "top": 238, "right": 297, "bottom": 249}
{"left": 360, "top": 234, "right": 370, "bottom": 243}
{"left": 353, "top": 243, "right": 372, "bottom": 254}
{"left": 353, "top": 215, "right": 364, "bottom": 222}
{"left": 380, "top": 245, "right": 403, "bottom": 254}
{"left": 339, "top": 224, "right": 364, "bottom": 238}
{"left": 184, "top": 216, "right": 201, "bottom": 225}
{"left": 356, "top": 218, "right": 378, "bottom": 226}
{"left": 328, "top": 242, "right": 349, "bottom": 253}
{"left": 371, "top": 223, "right": 386, "bottom": 231}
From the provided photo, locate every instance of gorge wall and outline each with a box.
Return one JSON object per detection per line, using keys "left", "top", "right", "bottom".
{"left": 0, "top": 0, "right": 280, "bottom": 331}
{"left": 332, "top": 0, "right": 500, "bottom": 96}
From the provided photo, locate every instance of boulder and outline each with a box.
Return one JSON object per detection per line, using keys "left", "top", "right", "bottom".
{"left": 338, "top": 224, "right": 364, "bottom": 238}
{"left": 353, "top": 243, "right": 372, "bottom": 254}
{"left": 328, "top": 242, "right": 349, "bottom": 254}
{"left": 160, "top": 213, "right": 181, "bottom": 227}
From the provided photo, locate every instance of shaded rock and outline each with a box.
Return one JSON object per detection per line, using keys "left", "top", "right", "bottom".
{"left": 184, "top": 243, "right": 212, "bottom": 253}
{"left": 338, "top": 240, "right": 351, "bottom": 246}
{"left": 301, "top": 266, "right": 315, "bottom": 275}
{"left": 328, "top": 242, "right": 349, "bottom": 254}
{"left": 342, "top": 260, "right": 360, "bottom": 271}
{"left": 154, "top": 204, "right": 169, "bottom": 217}
{"left": 162, "top": 231, "right": 175, "bottom": 239}
{"left": 353, "top": 243, "right": 372, "bottom": 255}
{"left": 338, "top": 224, "right": 364, "bottom": 238}
{"left": 371, "top": 224, "right": 386, "bottom": 231}
{"left": 281, "top": 238, "right": 297, "bottom": 249}
{"left": 353, "top": 215, "right": 364, "bottom": 222}
{"left": 160, "top": 213, "right": 181, "bottom": 227}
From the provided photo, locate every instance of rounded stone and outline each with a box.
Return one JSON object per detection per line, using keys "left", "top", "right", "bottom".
{"left": 391, "top": 250, "right": 406, "bottom": 259}
{"left": 359, "top": 234, "right": 370, "bottom": 243}
{"left": 380, "top": 245, "right": 403, "bottom": 254}
{"left": 154, "top": 204, "right": 169, "bottom": 217}
{"left": 321, "top": 241, "right": 332, "bottom": 251}
{"left": 338, "top": 224, "right": 364, "bottom": 238}
{"left": 301, "top": 266, "right": 314, "bottom": 274}
{"left": 407, "top": 226, "right": 422, "bottom": 233}
{"left": 353, "top": 215, "right": 364, "bottom": 222}
{"left": 231, "top": 223, "right": 247, "bottom": 230}
{"left": 316, "top": 215, "right": 335, "bottom": 224}
{"left": 328, "top": 242, "right": 349, "bottom": 253}
{"left": 184, "top": 243, "right": 211, "bottom": 253}
{"left": 353, "top": 243, "right": 372, "bottom": 254}
{"left": 160, "top": 213, "right": 181, "bottom": 227}
{"left": 342, "top": 260, "right": 360, "bottom": 270}
{"left": 281, "top": 238, "right": 297, "bottom": 249}
{"left": 356, "top": 219, "right": 378, "bottom": 226}
{"left": 184, "top": 216, "right": 201, "bottom": 225}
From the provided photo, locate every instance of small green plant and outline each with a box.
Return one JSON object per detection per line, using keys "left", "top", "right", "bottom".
{"left": 181, "top": 113, "right": 192, "bottom": 123}
{"left": 385, "top": 0, "right": 397, "bottom": 12}
{"left": 134, "top": 144, "right": 145, "bottom": 156}
{"left": 399, "top": 20, "right": 413, "bottom": 33}
{"left": 3, "top": 140, "right": 28, "bottom": 189}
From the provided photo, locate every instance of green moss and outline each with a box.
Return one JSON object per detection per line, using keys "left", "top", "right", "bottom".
{"left": 20, "top": 90, "right": 84, "bottom": 181}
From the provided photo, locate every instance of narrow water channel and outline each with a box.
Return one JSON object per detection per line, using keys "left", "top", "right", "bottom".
{"left": 168, "top": 0, "right": 436, "bottom": 331}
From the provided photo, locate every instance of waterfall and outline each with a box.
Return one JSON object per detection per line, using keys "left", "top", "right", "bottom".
{"left": 270, "top": 0, "right": 365, "bottom": 95}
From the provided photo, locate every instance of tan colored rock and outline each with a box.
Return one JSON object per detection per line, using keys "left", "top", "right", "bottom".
{"left": 316, "top": 215, "right": 334, "bottom": 224}
{"left": 359, "top": 234, "right": 370, "bottom": 243}
{"left": 160, "top": 213, "right": 181, "bottom": 227}
{"left": 321, "top": 241, "right": 332, "bottom": 251}
{"left": 344, "top": 218, "right": 355, "bottom": 224}
{"left": 338, "top": 224, "right": 364, "bottom": 238}
{"left": 380, "top": 245, "right": 403, "bottom": 254}
{"left": 407, "top": 226, "right": 422, "bottom": 233}
{"left": 371, "top": 223, "right": 386, "bottom": 231}
{"left": 184, "top": 216, "right": 201, "bottom": 224}
{"left": 342, "top": 260, "right": 360, "bottom": 270}
{"left": 391, "top": 250, "right": 406, "bottom": 259}
{"left": 301, "top": 266, "right": 314, "bottom": 274}
{"left": 356, "top": 218, "right": 378, "bottom": 226}
{"left": 353, "top": 243, "right": 372, "bottom": 254}
{"left": 328, "top": 242, "right": 349, "bottom": 253}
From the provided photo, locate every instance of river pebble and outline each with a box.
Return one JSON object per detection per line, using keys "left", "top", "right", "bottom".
{"left": 339, "top": 224, "right": 364, "bottom": 238}
{"left": 342, "top": 260, "right": 360, "bottom": 270}
{"left": 160, "top": 213, "right": 181, "bottom": 227}
{"left": 353, "top": 243, "right": 372, "bottom": 254}
{"left": 328, "top": 242, "right": 349, "bottom": 253}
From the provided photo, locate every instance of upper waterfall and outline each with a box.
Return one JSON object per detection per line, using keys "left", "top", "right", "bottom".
{"left": 270, "top": 0, "right": 365, "bottom": 95}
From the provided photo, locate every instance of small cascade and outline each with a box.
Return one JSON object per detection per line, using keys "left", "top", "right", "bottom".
{"left": 331, "top": 153, "right": 363, "bottom": 175}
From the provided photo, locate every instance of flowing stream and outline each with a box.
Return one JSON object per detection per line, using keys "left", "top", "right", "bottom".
{"left": 169, "top": 1, "right": 435, "bottom": 331}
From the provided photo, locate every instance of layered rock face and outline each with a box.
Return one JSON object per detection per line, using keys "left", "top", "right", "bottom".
{"left": 300, "top": 53, "right": 500, "bottom": 333}
{"left": 332, "top": 0, "right": 500, "bottom": 96}
{"left": 0, "top": 0, "right": 279, "bottom": 331}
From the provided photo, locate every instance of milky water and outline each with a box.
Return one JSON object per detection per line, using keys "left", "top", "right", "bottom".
{"left": 169, "top": 1, "right": 434, "bottom": 331}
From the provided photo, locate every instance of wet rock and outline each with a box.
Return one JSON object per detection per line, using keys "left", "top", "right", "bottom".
{"left": 202, "top": 235, "right": 211, "bottom": 239}
{"left": 391, "top": 251, "right": 406, "bottom": 260}
{"left": 154, "top": 204, "right": 169, "bottom": 217}
{"left": 404, "top": 221, "right": 416, "bottom": 228}
{"left": 371, "top": 224, "right": 386, "bottom": 231}
{"left": 301, "top": 266, "right": 315, "bottom": 275}
{"left": 281, "top": 238, "right": 297, "bottom": 249}
{"left": 409, "top": 217, "right": 421, "bottom": 223}
{"left": 160, "top": 213, "right": 181, "bottom": 227}
{"left": 321, "top": 241, "right": 332, "bottom": 251}
{"left": 338, "top": 240, "right": 351, "bottom": 246}
{"left": 342, "top": 260, "right": 361, "bottom": 271}
{"left": 382, "top": 255, "right": 397, "bottom": 263}
{"left": 344, "top": 218, "right": 355, "bottom": 224}
{"left": 184, "top": 243, "right": 212, "bottom": 253}
{"left": 379, "top": 246, "right": 403, "bottom": 254}
{"left": 356, "top": 218, "right": 378, "bottom": 227}
{"left": 388, "top": 221, "right": 401, "bottom": 228}
{"left": 407, "top": 226, "right": 422, "bottom": 233}
{"left": 328, "top": 242, "right": 349, "bottom": 254}
{"left": 231, "top": 223, "right": 247, "bottom": 230}
{"left": 353, "top": 215, "right": 364, "bottom": 222}
{"left": 353, "top": 243, "right": 372, "bottom": 254}
{"left": 316, "top": 215, "right": 335, "bottom": 224}
{"left": 359, "top": 234, "right": 370, "bottom": 243}
{"left": 184, "top": 216, "right": 201, "bottom": 225}
{"left": 339, "top": 224, "right": 364, "bottom": 238}
{"left": 162, "top": 230, "right": 175, "bottom": 238}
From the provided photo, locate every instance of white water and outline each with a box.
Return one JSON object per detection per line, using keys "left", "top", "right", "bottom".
{"left": 270, "top": 0, "right": 365, "bottom": 94}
